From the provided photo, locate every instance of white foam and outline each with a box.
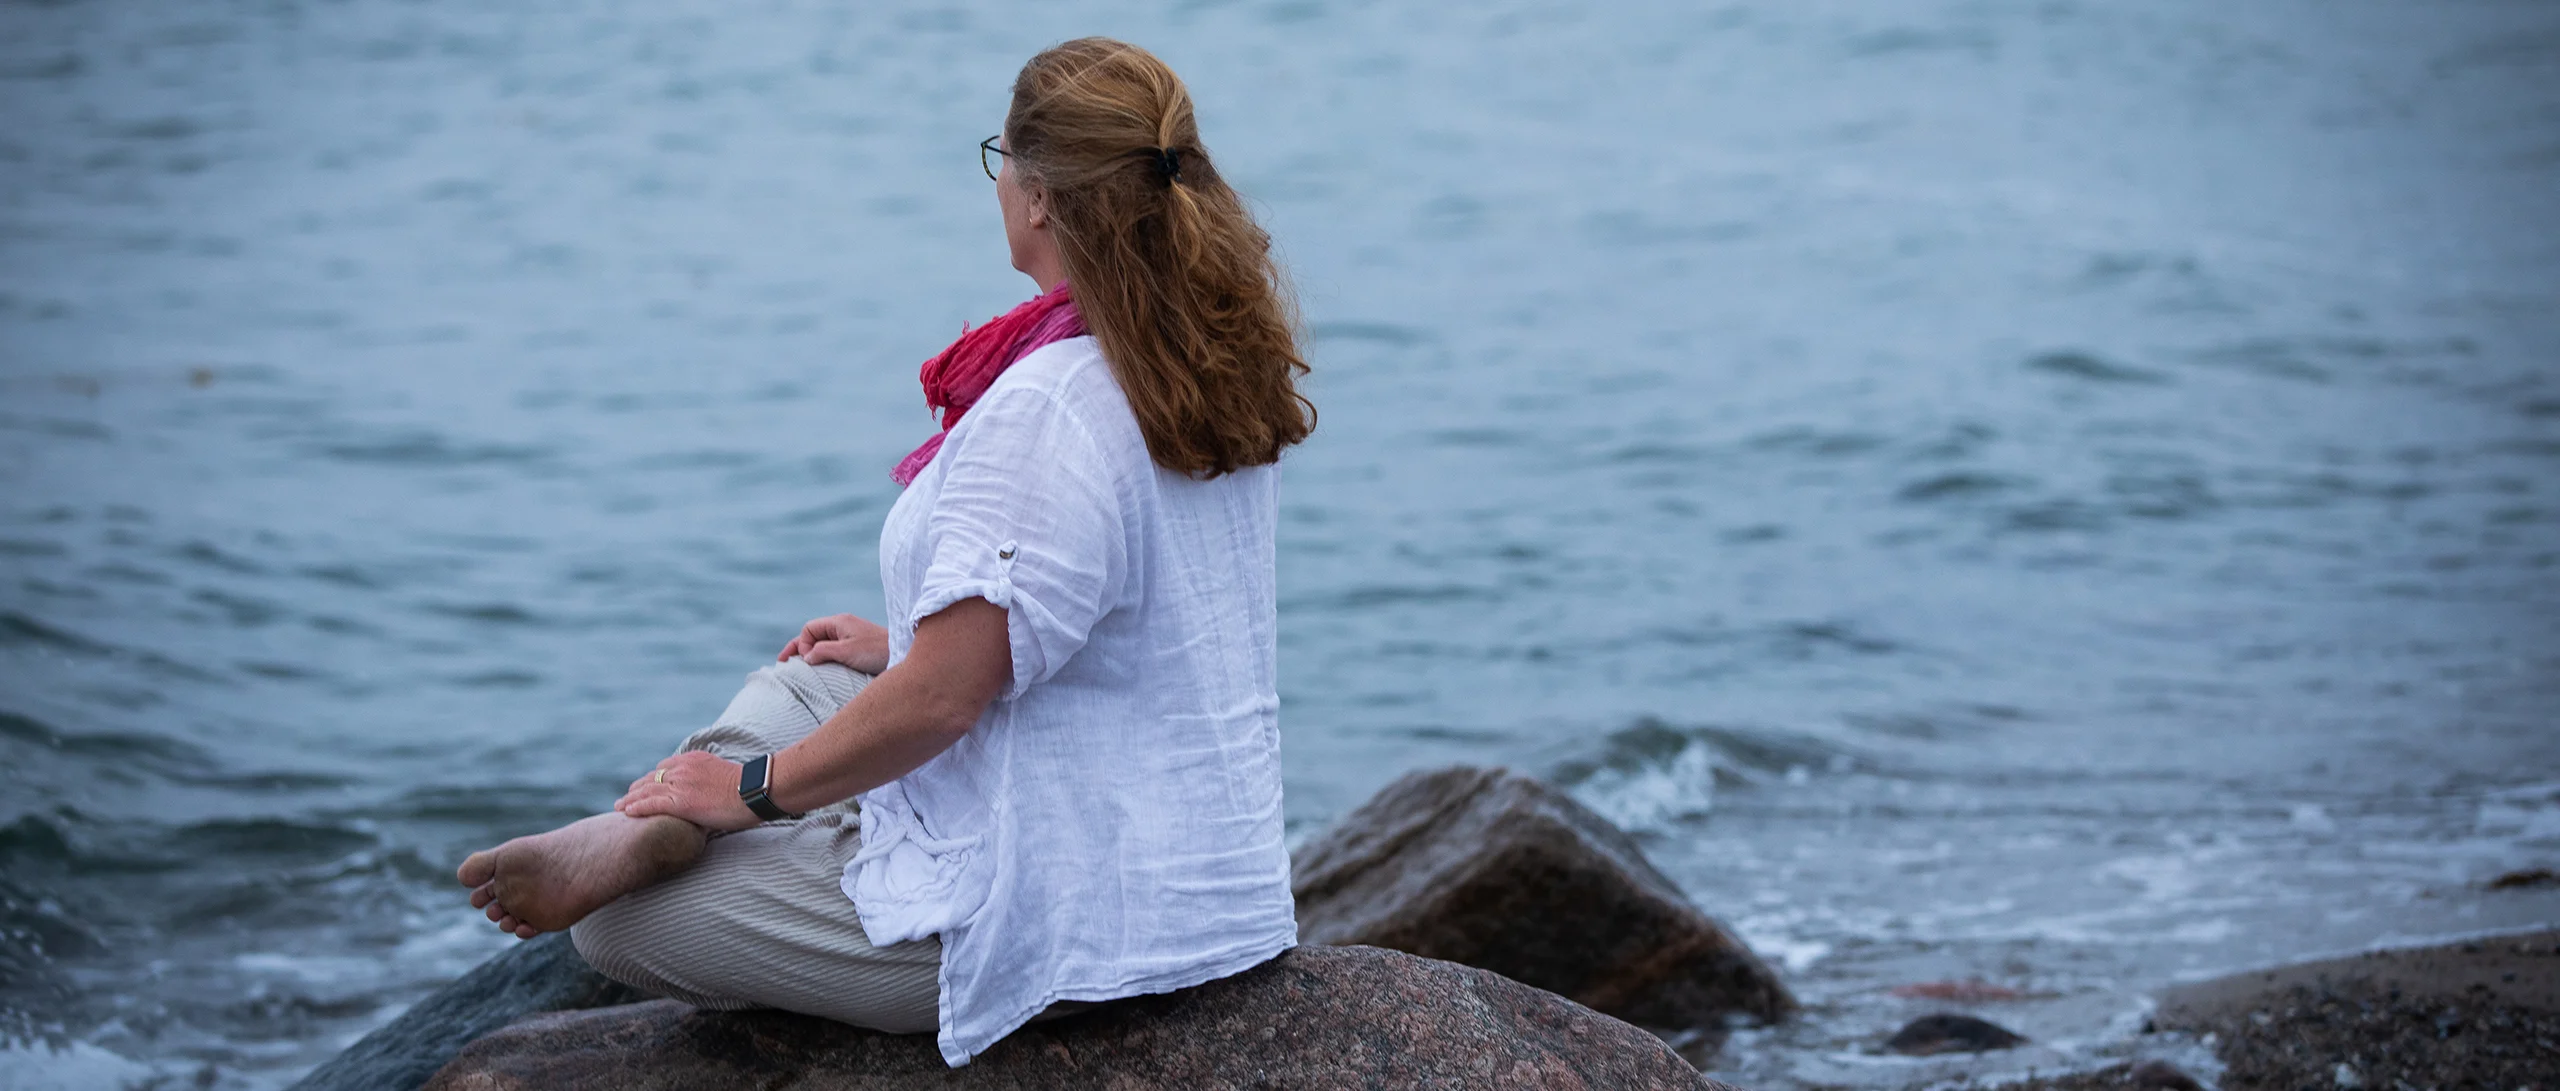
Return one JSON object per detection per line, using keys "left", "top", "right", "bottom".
{"left": 2289, "top": 804, "right": 2335, "bottom": 833}
{"left": 0, "top": 1040, "right": 162, "bottom": 1091}
{"left": 1568, "top": 739, "right": 1721, "bottom": 831}
{"left": 2483, "top": 780, "right": 2560, "bottom": 804}
{"left": 233, "top": 950, "right": 385, "bottom": 983}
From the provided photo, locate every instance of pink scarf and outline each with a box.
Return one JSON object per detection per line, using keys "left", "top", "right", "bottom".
{"left": 891, "top": 282, "right": 1088, "bottom": 486}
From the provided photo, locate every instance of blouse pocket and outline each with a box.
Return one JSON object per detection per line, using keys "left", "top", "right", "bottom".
{"left": 843, "top": 787, "right": 994, "bottom": 946}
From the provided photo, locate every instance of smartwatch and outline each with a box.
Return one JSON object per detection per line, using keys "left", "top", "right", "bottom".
{"left": 737, "top": 754, "right": 799, "bottom": 822}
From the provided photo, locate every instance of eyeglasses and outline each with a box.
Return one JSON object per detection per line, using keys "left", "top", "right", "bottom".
{"left": 980, "top": 135, "right": 1007, "bottom": 182}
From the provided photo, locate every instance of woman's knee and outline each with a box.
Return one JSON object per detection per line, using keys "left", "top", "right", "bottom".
{"left": 568, "top": 899, "right": 659, "bottom": 990}
{"left": 566, "top": 909, "right": 618, "bottom": 968}
{"left": 774, "top": 657, "right": 874, "bottom": 718}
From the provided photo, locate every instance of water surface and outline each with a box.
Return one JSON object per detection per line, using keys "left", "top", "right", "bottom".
{"left": 3, "top": 1, "right": 2557, "bottom": 1087}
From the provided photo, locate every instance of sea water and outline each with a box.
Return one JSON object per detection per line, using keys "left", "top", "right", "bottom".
{"left": 2, "top": 1, "right": 2556, "bottom": 1087}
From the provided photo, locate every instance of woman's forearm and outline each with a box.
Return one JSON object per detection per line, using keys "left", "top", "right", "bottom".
{"left": 766, "top": 665, "right": 971, "bottom": 814}
{"left": 767, "top": 597, "right": 1012, "bottom": 814}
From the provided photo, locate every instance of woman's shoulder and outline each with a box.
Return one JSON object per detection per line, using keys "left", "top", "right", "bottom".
{"left": 989, "top": 335, "right": 1110, "bottom": 401}
{"left": 981, "top": 336, "right": 1138, "bottom": 439}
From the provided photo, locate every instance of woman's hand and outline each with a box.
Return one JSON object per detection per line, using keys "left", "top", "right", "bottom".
{"left": 778, "top": 613, "right": 890, "bottom": 675}
{"left": 615, "top": 752, "right": 760, "bottom": 832}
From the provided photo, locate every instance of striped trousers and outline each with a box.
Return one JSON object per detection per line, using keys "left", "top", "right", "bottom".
{"left": 569, "top": 659, "right": 944, "bottom": 1033}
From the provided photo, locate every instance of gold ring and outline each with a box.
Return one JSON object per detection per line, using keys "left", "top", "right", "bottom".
{"left": 653, "top": 769, "right": 667, "bottom": 783}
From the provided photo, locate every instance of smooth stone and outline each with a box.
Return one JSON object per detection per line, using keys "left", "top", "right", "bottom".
{"left": 421, "top": 944, "right": 1741, "bottom": 1091}
{"left": 2484, "top": 866, "right": 2556, "bottom": 891}
{"left": 2126, "top": 1059, "right": 2204, "bottom": 1091}
{"left": 1291, "top": 765, "right": 1795, "bottom": 1045}
{"left": 287, "top": 931, "right": 644, "bottom": 1091}
{"left": 1883, "top": 1013, "right": 2029, "bottom": 1055}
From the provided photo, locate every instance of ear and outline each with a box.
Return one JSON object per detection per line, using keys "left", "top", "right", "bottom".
{"left": 1024, "top": 185, "right": 1050, "bottom": 231}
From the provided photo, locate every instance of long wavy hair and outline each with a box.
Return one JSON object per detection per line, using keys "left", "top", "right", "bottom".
{"left": 1004, "top": 37, "right": 1314, "bottom": 476}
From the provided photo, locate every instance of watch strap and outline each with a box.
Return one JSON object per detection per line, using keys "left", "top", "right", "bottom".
{"left": 738, "top": 753, "right": 798, "bottom": 822}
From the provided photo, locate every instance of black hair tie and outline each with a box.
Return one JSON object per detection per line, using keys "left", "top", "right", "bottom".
{"left": 1149, "top": 146, "right": 1183, "bottom": 185}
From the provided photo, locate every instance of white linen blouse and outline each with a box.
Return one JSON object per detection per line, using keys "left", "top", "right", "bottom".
{"left": 843, "top": 335, "right": 1297, "bottom": 1066}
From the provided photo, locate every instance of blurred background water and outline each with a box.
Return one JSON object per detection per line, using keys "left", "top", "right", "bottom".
{"left": 3, "top": 0, "right": 2557, "bottom": 1087}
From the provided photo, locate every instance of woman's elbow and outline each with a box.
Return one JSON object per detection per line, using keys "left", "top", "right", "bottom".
{"left": 903, "top": 595, "right": 1014, "bottom": 743}
{"left": 922, "top": 699, "right": 984, "bottom": 745}
{"left": 906, "top": 672, "right": 998, "bottom": 746}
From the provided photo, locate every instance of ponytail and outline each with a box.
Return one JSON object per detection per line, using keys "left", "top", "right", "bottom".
{"left": 1004, "top": 38, "right": 1314, "bottom": 477}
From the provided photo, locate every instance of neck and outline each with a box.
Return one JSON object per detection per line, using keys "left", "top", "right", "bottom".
{"left": 1017, "top": 235, "right": 1067, "bottom": 295}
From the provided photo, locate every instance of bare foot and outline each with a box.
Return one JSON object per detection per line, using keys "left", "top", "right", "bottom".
{"left": 457, "top": 813, "right": 705, "bottom": 938}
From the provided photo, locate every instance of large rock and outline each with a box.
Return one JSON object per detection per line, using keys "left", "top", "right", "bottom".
{"left": 422, "top": 945, "right": 1736, "bottom": 1091}
{"left": 1291, "top": 765, "right": 1794, "bottom": 1039}
{"left": 290, "top": 932, "right": 645, "bottom": 1091}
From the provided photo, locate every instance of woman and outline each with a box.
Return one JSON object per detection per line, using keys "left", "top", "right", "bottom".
{"left": 455, "top": 37, "right": 1313, "bottom": 1067}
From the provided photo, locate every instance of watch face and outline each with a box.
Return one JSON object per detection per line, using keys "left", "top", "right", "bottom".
{"left": 740, "top": 754, "right": 770, "bottom": 796}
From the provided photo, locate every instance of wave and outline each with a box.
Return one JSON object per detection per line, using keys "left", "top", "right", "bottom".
{"left": 1288, "top": 583, "right": 1498, "bottom": 611}
{"left": 2024, "top": 350, "right": 2169, "bottom": 385}
{"left": 1899, "top": 472, "right": 2026, "bottom": 503}
{"left": 166, "top": 818, "right": 378, "bottom": 863}
{"left": 367, "top": 783, "right": 604, "bottom": 832}
{"left": 1553, "top": 717, "right": 1862, "bottom": 831}
{"left": 170, "top": 540, "right": 267, "bottom": 576}
{"left": 1618, "top": 617, "right": 1905, "bottom": 662}
{"left": 0, "top": 612, "right": 224, "bottom": 682}
{"left": 1308, "top": 320, "right": 1429, "bottom": 347}
{"left": 421, "top": 601, "right": 541, "bottom": 626}
{"left": 3, "top": 706, "right": 347, "bottom": 790}
{"left": 1748, "top": 426, "right": 1894, "bottom": 457}
{"left": 0, "top": 810, "right": 384, "bottom": 879}
{"left": 0, "top": 708, "right": 211, "bottom": 766}
{"left": 0, "top": 613, "right": 115, "bottom": 657}
{"left": 313, "top": 431, "right": 554, "bottom": 468}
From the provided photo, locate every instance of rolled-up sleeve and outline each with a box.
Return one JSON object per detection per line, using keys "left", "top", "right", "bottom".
{"left": 906, "top": 386, "right": 1129, "bottom": 699}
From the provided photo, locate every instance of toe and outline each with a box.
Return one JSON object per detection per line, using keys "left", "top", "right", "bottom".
{"left": 486, "top": 900, "right": 509, "bottom": 924}
{"left": 458, "top": 849, "right": 497, "bottom": 888}
{"left": 469, "top": 881, "right": 497, "bottom": 910}
{"left": 513, "top": 922, "right": 540, "bottom": 940}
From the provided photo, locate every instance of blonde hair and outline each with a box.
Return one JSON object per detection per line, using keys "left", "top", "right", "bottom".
{"left": 1005, "top": 37, "right": 1314, "bottom": 476}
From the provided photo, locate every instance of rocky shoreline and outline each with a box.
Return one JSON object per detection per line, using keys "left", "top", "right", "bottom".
{"left": 2138, "top": 930, "right": 2557, "bottom": 1091}
{"left": 1877, "top": 931, "right": 2560, "bottom": 1091}
{"left": 292, "top": 768, "right": 2558, "bottom": 1090}
{"left": 1832, "top": 927, "right": 2549, "bottom": 1091}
